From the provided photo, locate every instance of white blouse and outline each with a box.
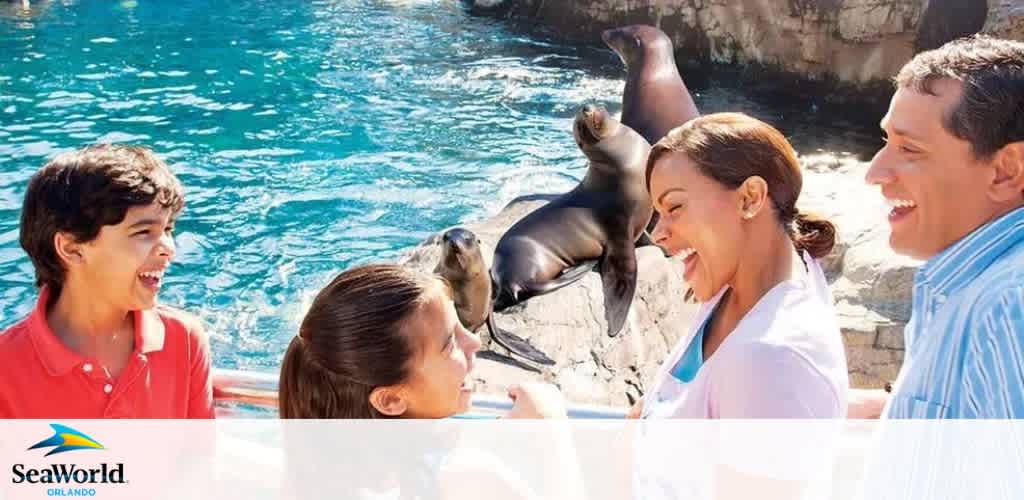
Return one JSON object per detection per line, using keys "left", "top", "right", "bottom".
{"left": 643, "top": 250, "right": 849, "bottom": 419}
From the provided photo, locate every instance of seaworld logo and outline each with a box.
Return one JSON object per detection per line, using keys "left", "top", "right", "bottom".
{"left": 11, "top": 424, "right": 127, "bottom": 495}
{"left": 27, "top": 424, "right": 106, "bottom": 457}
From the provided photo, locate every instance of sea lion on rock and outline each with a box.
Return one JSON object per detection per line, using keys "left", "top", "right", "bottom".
{"left": 434, "top": 227, "right": 554, "bottom": 366}
{"left": 602, "top": 24, "right": 701, "bottom": 241}
{"left": 490, "top": 104, "right": 652, "bottom": 337}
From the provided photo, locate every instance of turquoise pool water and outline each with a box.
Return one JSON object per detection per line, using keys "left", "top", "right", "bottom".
{"left": 0, "top": 0, "right": 879, "bottom": 373}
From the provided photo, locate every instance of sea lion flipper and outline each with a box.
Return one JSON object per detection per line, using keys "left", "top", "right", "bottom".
{"left": 554, "top": 259, "right": 599, "bottom": 283}
{"left": 600, "top": 241, "right": 638, "bottom": 337}
{"left": 496, "top": 260, "right": 598, "bottom": 311}
{"left": 524, "top": 259, "right": 598, "bottom": 297}
{"left": 486, "top": 314, "right": 556, "bottom": 366}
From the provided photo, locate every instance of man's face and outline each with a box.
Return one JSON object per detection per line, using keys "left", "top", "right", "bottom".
{"left": 866, "top": 80, "right": 1002, "bottom": 260}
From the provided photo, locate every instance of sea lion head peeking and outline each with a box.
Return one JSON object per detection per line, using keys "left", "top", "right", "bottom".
{"left": 439, "top": 227, "right": 485, "bottom": 281}
{"left": 601, "top": 24, "right": 675, "bottom": 69}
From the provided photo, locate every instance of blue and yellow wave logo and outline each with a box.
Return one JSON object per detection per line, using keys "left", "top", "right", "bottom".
{"left": 27, "top": 424, "right": 105, "bottom": 457}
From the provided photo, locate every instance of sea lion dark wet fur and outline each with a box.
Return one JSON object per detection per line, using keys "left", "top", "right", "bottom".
{"left": 490, "top": 104, "right": 652, "bottom": 337}
{"left": 603, "top": 24, "right": 701, "bottom": 241}
{"left": 434, "top": 227, "right": 554, "bottom": 366}
{"left": 602, "top": 24, "right": 700, "bottom": 144}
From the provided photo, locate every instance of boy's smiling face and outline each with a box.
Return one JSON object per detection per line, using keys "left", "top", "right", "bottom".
{"left": 63, "top": 201, "right": 178, "bottom": 311}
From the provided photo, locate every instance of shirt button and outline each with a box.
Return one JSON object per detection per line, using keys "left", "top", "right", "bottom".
{"left": 103, "top": 384, "right": 113, "bottom": 394}
{"left": 83, "top": 363, "right": 93, "bottom": 373}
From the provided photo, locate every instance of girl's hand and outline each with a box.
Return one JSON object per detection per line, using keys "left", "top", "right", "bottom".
{"left": 505, "top": 382, "right": 568, "bottom": 419}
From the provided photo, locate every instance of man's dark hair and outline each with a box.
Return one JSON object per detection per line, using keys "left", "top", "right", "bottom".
{"left": 896, "top": 34, "right": 1024, "bottom": 159}
{"left": 19, "top": 144, "right": 184, "bottom": 295}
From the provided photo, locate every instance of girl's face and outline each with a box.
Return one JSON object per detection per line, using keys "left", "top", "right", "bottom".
{"left": 398, "top": 287, "right": 482, "bottom": 418}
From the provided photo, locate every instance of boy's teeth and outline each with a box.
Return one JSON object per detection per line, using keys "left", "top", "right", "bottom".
{"left": 887, "top": 198, "right": 917, "bottom": 208}
{"left": 139, "top": 271, "right": 164, "bottom": 279}
{"left": 679, "top": 247, "right": 696, "bottom": 259}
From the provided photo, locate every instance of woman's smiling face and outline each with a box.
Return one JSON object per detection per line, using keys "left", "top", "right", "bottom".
{"left": 648, "top": 151, "right": 746, "bottom": 302}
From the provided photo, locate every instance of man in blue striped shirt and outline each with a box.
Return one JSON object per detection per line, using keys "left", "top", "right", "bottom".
{"left": 854, "top": 35, "right": 1024, "bottom": 419}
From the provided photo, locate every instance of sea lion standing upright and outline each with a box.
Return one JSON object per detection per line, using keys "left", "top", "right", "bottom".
{"left": 490, "top": 104, "right": 652, "bottom": 337}
{"left": 602, "top": 24, "right": 700, "bottom": 144}
{"left": 603, "top": 24, "right": 701, "bottom": 239}
{"left": 434, "top": 227, "right": 554, "bottom": 366}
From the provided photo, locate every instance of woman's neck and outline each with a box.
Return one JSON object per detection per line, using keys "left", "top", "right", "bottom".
{"left": 724, "top": 224, "right": 802, "bottom": 317}
{"left": 701, "top": 223, "right": 804, "bottom": 361}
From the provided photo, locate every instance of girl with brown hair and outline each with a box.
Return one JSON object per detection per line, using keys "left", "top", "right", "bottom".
{"left": 278, "top": 263, "right": 563, "bottom": 419}
{"left": 276, "top": 264, "right": 581, "bottom": 500}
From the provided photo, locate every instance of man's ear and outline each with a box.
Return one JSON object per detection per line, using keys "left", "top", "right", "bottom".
{"left": 53, "top": 232, "right": 84, "bottom": 268}
{"left": 369, "top": 386, "right": 409, "bottom": 417}
{"left": 989, "top": 141, "right": 1024, "bottom": 203}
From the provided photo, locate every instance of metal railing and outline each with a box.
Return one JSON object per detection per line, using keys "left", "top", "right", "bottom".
{"left": 213, "top": 368, "right": 627, "bottom": 419}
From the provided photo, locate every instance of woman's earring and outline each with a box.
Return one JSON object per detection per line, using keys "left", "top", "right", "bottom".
{"left": 742, "top": 211, "right": 754, "bottom": 220}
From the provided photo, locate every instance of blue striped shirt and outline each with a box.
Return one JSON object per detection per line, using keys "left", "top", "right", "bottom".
{"left": 884, "top": 206, "right": 1024, "bottom": 419}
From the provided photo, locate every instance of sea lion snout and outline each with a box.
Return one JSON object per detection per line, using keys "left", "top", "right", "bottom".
{"left": 601, "top": 27, "right": 634, "bottom": 50}
{"left": 602, "top": 26, "right": 642, "bottom": 61}
{"left": 600, "top": 28, "right": 618, "bottom": 47}
{"left": 575, "top": 104, "right": 613, "bottom": 146}
{"left": 442, "top": 227, "right": 478, "bottom": 254}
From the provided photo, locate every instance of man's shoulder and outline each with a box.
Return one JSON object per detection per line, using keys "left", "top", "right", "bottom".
{"left": 957, "top": 272, "right": 1023, "bottom": 356}
{"left": 975, "top": 283, "right": 1023, "bottom": 328}
{"left": 985, "top": 237, "right": 1024, "bottom": 281}
{"left": 966, "top": 266, "right": 1023, "bottom": 315}
{"left": 959, "top": 243, "right": 1024, "bottom": 314}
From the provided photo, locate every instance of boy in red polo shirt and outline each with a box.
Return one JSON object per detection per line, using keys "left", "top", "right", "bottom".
{"left": 0, "top": 144, "right": 214, "bottom": 418}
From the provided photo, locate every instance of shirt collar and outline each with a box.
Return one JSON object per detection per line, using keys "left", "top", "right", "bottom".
{"left": 28, "top": 286, "right": 167, "bottom": 376}
{"left": 915, "top": 206, "right": 1024, "bottom": 299}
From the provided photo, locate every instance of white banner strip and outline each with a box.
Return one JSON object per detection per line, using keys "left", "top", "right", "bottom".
{"left": 2, "top": 420, "right": 1022, "bottom": 500}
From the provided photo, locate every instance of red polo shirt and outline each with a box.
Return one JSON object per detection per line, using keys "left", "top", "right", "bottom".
{"left": 0, "top": 287, "right": 215, "bottom": 418}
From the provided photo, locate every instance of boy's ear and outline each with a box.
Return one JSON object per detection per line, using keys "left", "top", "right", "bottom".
{"left": 53, "top": 232, "right": 84, "bottom": 267}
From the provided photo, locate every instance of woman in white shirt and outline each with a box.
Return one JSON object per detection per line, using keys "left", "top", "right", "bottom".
{"left": 634, "top": 112, "right": 849, "bottom": 420}
{"left": 623, "top": 112, "right": 850, "bottom": 500}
